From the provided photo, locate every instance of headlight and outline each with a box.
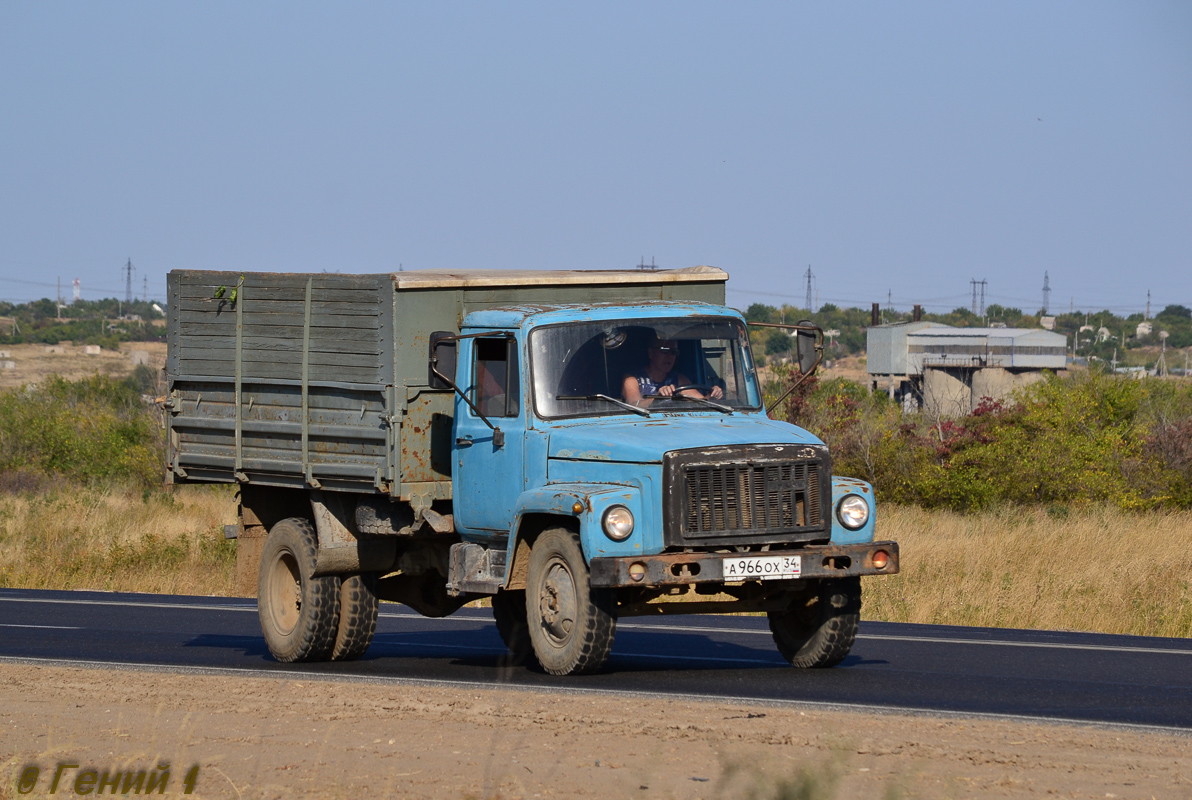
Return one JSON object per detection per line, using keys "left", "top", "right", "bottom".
{"left": 836, "top": 495, "right": 869, "bottom": 530}
{"left": 602, "top": 505, "right": 634, "bottom": 541}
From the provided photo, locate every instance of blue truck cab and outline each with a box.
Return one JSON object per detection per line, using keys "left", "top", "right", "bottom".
{"left": 439, "top": 302, "right": 897, "bottom": 674}
{"left": 165, "top": 266, "right": 897, "bottom": 675}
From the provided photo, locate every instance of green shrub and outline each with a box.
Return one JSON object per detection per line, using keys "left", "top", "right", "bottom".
{"left": 773, "top": 368, "right": 1192, "bottom": 511}
{"left": 0, "top": 374, "right": 164, "bottom": 487}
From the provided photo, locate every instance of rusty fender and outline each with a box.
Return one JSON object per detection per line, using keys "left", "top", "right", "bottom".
{"left": 588, "top": 541, "right": 898, "bottom": 588}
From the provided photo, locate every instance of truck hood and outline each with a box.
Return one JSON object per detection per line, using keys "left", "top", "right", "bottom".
{"left": 547, "top": 414, "right": 823, "bottom": 464}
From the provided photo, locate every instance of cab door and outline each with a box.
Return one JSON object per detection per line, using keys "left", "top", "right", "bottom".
{"left": 452, "top": 334, "right": 526, "bottom": 535}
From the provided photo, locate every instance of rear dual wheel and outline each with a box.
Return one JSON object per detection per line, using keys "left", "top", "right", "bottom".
{"left": 257, "top": 517, "right": 378, "bottom": 663}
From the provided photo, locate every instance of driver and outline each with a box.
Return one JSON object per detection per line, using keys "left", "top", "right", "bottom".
{"left": 622, "top": 332, "right": 724, "bottom": 408}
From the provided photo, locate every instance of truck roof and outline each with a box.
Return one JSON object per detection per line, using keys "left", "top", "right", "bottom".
{"left": 465, "top": 300, "right": 739, "bottom": 329}
{"left": 392, "top": 265, "right": 727, "bottom": 290}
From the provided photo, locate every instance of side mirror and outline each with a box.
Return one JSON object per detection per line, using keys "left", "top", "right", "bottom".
{"left": 795, "top": 320, "right": 819, "bottom": 375}
{"left": 428, "top": 331, "right": 457, "bottom": 390}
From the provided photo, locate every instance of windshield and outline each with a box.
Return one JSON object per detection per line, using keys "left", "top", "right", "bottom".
{"left": 531, "top": 317, "right": 761, "bottom": 419}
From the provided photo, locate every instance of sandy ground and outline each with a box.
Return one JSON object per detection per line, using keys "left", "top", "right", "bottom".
{"left": 1, "top": 664, "right": 1188, "bottom": 799}
{"left": 0, "top": 341, "right": 166, "bottom": 390}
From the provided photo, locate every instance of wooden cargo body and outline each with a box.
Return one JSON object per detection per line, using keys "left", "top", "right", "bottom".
{"left": 165, "top": 267, "right": 727, "bottom": 504}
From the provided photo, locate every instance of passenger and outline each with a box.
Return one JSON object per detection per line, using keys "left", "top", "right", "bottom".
{"left": 622, "top": 334, "right": 724, "bottom": 408}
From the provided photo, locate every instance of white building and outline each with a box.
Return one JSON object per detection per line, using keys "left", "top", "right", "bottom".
{"left": 867, "top": 323, "right": 1068, "bottom": 417}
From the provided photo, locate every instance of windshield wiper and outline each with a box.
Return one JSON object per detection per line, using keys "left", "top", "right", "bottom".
{"left": 557, "top": 394, "right": 651, "bottom": 417}
{"left": 646, "top": 393, "right": 734, "bottom": 414}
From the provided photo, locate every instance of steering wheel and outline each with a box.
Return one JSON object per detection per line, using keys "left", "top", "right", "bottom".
{"left": 671, "top": 384, "right": 716, "bottom": 396}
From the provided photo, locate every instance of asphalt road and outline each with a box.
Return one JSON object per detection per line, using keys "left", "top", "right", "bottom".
{"left": 2, "top": 587, "right": 1190, "bottom": 730}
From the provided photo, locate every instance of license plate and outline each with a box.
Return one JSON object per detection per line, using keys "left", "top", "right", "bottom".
{"left": 722, "top": 554, "right": 802, "bottom": 581}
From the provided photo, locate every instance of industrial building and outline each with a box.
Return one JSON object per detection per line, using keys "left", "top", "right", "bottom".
{"left": 867, "top": 323, "right": 1068, "bottom": 417}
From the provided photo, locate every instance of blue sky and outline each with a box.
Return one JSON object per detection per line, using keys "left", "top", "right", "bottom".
{"left": 1, "top": 2, "right": 1189, "bottom": 315}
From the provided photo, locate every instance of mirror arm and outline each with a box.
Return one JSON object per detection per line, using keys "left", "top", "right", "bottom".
{"left": 764, "top": 347, "right": 824, "bottom": 416}
{"left": 748, "top": 322, "right": 825, "bottom": 417}
{"left": 429, "top": 335, "right": 506, "bottom": 446}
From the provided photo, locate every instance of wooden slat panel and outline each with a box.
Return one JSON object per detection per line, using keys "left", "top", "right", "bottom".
{"left": 181, "top": 350, "right": 381, "bottom": 368}
{"left": 178, "top": 359, "right": 380, "bottom": 383}
{"left": 176, "top": 336, "right": 381, "bottom": 356}
{"left": 178, "top": 284, "right": 381, "bottom": 303}
{"left": 178, "top": 311, "right": 379, "bottom": 329}
{"left": 176, "top": 271, "right": 382, "bottom": 291}
{"left": 178, "top": 298, "right": 380, "bottom": 316}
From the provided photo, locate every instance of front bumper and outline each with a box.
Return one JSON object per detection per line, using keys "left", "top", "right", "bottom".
{"left": 589, "top": 541, "right": 898, "bottom": 588}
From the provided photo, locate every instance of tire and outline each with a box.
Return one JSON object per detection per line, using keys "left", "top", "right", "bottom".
{"left": 525, "top": 528, "right": 616, "bottom": 676}
{"left": 492, "top": 589, "right": 535, "bottom": 666}
{"left": 355, "top": 497, "right": 414, "bottom": 536}
{"left": 257, "top": 517, "right": 341, "bottom": 663}
{"left": 331, "top": 572, "right": 379, "bottom": 661}
{"left": 768, "top": 577, "right": 861, "bottom": 668}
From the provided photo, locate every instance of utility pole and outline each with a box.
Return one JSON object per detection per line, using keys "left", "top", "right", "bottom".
{"left": 1042, "top": 271, "right": 1051, "bottom": 315}
{"left": 124, "top": 258, "right": 135, "bottom": 306}
{"left": 143, "top": 275, "right": 148, "bottom": 303}
{"left": 804, "top": 266, "right": 814, "bottom": 313}
{"left": 56, "top": 277, "right": 61, "bottom": 319}
{"left": 1146, "top": 290, "right": 1151, "bottom": 320}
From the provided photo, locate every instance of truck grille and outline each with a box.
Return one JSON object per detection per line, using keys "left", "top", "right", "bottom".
{"left": 663, "top": 444, "right": 831, "bottom": 547}
{"left": 684, "top": 462, "right": 820, "bottom": 534}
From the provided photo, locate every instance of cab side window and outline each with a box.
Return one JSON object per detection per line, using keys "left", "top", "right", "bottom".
{"left": 473, "top": 338, "right": 519, "bottom": 418}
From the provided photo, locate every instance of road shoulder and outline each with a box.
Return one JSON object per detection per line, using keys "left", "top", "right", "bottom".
{"left": 1, "top": 663, "right": 1187, "bottom": 798}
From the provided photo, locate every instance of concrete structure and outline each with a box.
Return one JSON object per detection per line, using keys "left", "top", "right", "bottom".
{"left": 867, "top": 323, "right": 1067, "bottom": 417}
{"left": 129, "top": 350, "right": 150, "bottom": 366}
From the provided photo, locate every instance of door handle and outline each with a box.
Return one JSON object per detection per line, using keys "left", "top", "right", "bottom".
{"left": 455, "top": 437, "right": 473, "bottom": 448}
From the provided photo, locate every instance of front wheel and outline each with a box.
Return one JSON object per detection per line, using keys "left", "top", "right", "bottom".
{"left": 526, "top": 529, "right": 617, "bottom": 675}
{"left": 768, "top": 577, "right": 860, "bottom": 668}
{"left": 257, "top": 517, "right": 341, "bottom": 663}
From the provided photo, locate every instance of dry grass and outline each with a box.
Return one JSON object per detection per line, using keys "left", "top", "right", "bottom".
{"left": 0, "top": 341, "right": 167, "bottom": 390}
{"left": 866, "top": 504, "right": 1192, "bottom": 638}
{"left": 0, "top": 484, "right": 237, "bottom": 595}
{"left": 2, "top": 484, "right": 1190, "bottom": 639}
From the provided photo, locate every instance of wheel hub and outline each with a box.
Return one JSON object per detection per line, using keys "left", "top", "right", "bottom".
{"left": 268, "top": 551, "right": 302, "bottom": 634}
{"left": 538, "top": 560, "right": 577, "bottom": 645}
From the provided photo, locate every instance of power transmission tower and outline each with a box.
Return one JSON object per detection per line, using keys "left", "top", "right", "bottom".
{"left": 970, "top": 278, "right": 987, "bottom": 316}
{"left": 143, "top": 276, "right": 148, "bottom": 303}
{"left": 804, "top": 266, "right": 814, "bottom": 312}
{"left": 636, "top": 256, "right": 657, "bottom": 271}
{"left": 1042, "top": 271, "right": 1051, "bottom": 315}
{"left": 124, "top": 258, "right": 135, "bottom": 305}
